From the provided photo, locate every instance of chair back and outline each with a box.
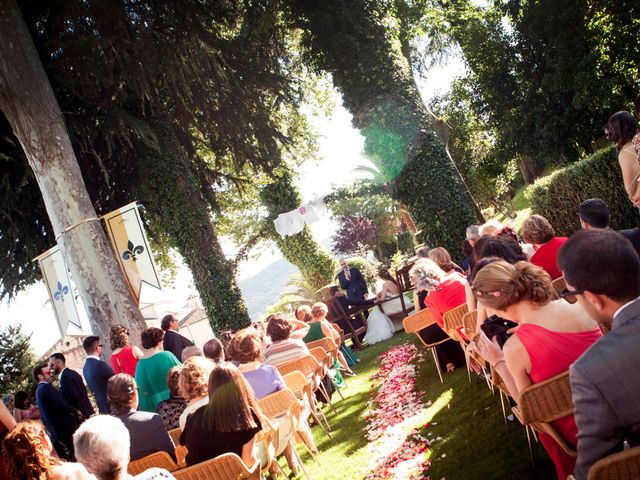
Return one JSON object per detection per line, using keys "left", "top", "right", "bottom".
{"left": 309, "top": 346, "right": 331, "bottom": 370}
{"left": 282, "top": 370, "right": 310, "bottom": 399}
{"left": 315, "top": 283, "right": 335, "bottom": 301}
{"left": 128, "top": 451, "right": 179, "bottom": 475}
{"left": 258, "top": 388, "right": 301, "bottom": 420}
{"left": 462, "top": 311, "right": 478, "bottom": 341}
{"left": 403, "top": 308, "right": 438, "bottom": 333}
{"left": 442, "top": 304, "right": 468, "bottom": 341}
{"left": 588, "top": 445, "right": 640, "bottom": 480}
{"left": 395, "top": 263, "right": 415, "bottom": 293}
{"left": 307, "top": 337, "right": 338, "bottom": 355}
{"left": 168, "top": 427, "right": 181, "bottom": 445}
{"left": 173, "top": 452, "right": 261, "bottom": 480}
{"left": 518, "top": 371, "right": 574, "bottom": 424}
{"left": 277, "top": 355, "right": 321, "bottom": 379}
{"left": 551, "top": 276, "right": 577, "bottom": 304}
{"left": 325, "top": 296, "right": 348, "bottom": 323}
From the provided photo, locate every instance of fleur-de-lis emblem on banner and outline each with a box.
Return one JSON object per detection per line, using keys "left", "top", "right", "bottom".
{"left": 53, "top": 281, "right": 69, "bottom": 301}
{"left": 122, "top": 240, "right": 144, "bottom": 262}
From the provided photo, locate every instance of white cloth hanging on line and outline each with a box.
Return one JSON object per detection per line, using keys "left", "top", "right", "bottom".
{"left": 273, "top": 197, "right": 328, "bottom": 237}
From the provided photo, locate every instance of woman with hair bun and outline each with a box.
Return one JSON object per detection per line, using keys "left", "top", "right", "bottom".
{"left": 110, "top": 324, "right": 144, "bottom": 377}
{"left": 474, "top": 261, "right": 602, "bottom": 480}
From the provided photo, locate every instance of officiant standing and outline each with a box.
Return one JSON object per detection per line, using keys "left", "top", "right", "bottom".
{"left": 336, "top": 259, "right": 368, "bottom": 302}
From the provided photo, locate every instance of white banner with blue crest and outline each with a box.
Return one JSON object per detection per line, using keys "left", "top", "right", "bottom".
{"left": 36, "top": 245, "right": 82, "bottom": 335}
{"left": 102, "top": 202, "right": 162, "bottom": 303}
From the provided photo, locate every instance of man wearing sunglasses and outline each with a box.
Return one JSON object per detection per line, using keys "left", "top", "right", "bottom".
{"left": 82, "top": 335, "right": 115, "bottom": 414}
{"left": 558, "top": 229, "right": 640, "bottom": 480}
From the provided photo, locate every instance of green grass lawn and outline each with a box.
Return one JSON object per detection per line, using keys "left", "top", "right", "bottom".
{"left": 284, "top": 332, "right": 556, "bottom": 480}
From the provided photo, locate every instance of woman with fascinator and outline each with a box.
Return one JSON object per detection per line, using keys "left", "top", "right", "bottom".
{"left": 409, "top": 259, "right": 467, "bottom": 372}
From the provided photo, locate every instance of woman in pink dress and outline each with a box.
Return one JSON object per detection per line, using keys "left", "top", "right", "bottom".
{"left": 473, "top": 260, "right": 602, "bottom": 480}
{"left": 109, "top": 324, "right": 144, "bottom": 377}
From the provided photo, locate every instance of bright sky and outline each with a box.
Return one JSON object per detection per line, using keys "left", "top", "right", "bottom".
{"left": 1, "top": 55, "right": 466, "bottom": 356}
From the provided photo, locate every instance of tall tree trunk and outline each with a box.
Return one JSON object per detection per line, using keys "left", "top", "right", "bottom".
{"left": 0, "top": 0, "right": 145, "bottom": 353}
{"left": 260, "top": 170, "right": 335, "bottom": 291}
{"left": 288, "top": 0, "right": 483, "bottom": 253}
{"left": 139, "top": 119, "right": 251, "bottom": 332}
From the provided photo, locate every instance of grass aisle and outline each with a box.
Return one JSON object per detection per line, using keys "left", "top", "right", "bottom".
{"left": 293, "top": 332, "right": 556, "bottom": 480}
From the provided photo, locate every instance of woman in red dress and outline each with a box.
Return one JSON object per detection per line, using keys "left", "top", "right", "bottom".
{"left": 410, "top": 259, "right": 467, "bottom": 372}
{"left": 109, "top": 324, "right": 144, "bottom": 377}
{"left": 522, "top": 215, "right": 568, "bottom": 280}
{"left": 474, "top": 260, "right": 601, "bottom": 480}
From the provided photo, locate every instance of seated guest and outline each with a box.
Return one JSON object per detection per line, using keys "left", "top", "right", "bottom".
{"left": 579, "top": 197, "right": 640, "bottom": 255}
{"left": 304, "top": 303, "right": 355, "bottom": 375}
{"left": 156, "top": 367, "right": 187, "bottom": 431}
{"left": 12, "top": 391, "right": 40, "bottom": 423}
{"left": 203, "top": 338, "right": 225, "bottom": 363}
{"left": 3, "top": 421, "right": 93, "bottom": 480}
{"left": 107, "top": 374, "right": 175, "bottom": 462}
{"left": 521, "top": 215, "right": 568, "bottom": 279}
{"left": 558, "top": 229, "right": 640, "bottom": 480}
{"left": 264, "top": 315, "right": 310, "bottom": 367}
{"left": 479, "top": 219, "right": 503, "bottom": 237}
{"left": 178, "top": 356, "right": 215, "bottom": 431}
{"left": 109, "top": 324, "right": 144, "bottom": 377}
{"left": 181, "top": 365, "right": 263, "bottom": 468}
{"left": 295, "top": 304, "right": 312, "bottom": 323}
{"left": 231, "top": 329, "right": 307, "bottom": 474}
{"left": 409, "top": 259, "right": 467, "bottom": 372}
{"left": 0, "top": 402, "right": 16, "bottom": 480}
{"left": 474, "top": 260, "right": 601, "bottom": 480}
{"left": 180, "top": 345, "right": 203, "bottom": 362}
{"left": 135, "top": 327, "right": 181, "bottom": 412}
{"left": 461, "top": 240, "right": 474, "bottom": 273}
{"left": 328, "top": 286, "right": 368, "bottom": 337}
{"left": 74, "top": 415, "right": 176, "bottom": 480}
{"left": 428, "top": 247, "right": 464, "bottom": 274}
{"left": 231, "top": 329, "right": 286, "bottom": 400}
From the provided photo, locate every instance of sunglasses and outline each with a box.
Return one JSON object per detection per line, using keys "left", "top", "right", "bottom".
{"left": 559, "top": 288, "right": 584, "bottom": 299}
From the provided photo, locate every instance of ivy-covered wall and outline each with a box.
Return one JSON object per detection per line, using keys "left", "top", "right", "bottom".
{"left": 260, "top": 170, "right": 335, "bottom": 290}
{"left": 288, "top": 0, "right": 482, "bottom": 253}
{"left": 141, "top": 120, "right": 250, "bottom": 332}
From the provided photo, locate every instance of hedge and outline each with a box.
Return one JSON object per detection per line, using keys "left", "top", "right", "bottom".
{"left": 525, "top": 146, "right": 640, "bottom": 236}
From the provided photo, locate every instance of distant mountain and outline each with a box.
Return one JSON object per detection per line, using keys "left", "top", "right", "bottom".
{"left": 238, "top": 258, "right": 300, "bottom": 320}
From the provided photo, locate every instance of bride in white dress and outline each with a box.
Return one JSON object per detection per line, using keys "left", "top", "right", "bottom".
{"left": 364, "top": 270, "right": 410, "bottom": 345}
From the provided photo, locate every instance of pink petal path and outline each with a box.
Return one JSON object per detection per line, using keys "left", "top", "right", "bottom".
{"left": 362, "top": 343, "right": 435, "bottom": 480}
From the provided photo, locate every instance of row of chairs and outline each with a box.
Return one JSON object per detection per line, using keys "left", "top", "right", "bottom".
{"left": 403, "top": 275, "right": 639, "bottom": 480}
{"left": 128, "top": 338, "right": 343, "bottom": 479}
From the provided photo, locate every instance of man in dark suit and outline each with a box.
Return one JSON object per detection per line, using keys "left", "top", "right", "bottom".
{"left": 33, "top": 363, "right": 82, "bottom": 460}
{"left": 161, "top": 314, "right": 194, "bottom": 360}
{"left": 579, "top": 198, "right": 640, "bottom": 255}
{"left": 336, "top": 259, "right": 368, "bottom": 302}
{"left": 329, "top": 285, "right": 370, "bottom": 340}
{"left": 558, "top": 229, "right": 640, "bottom": 479}
{"left": 82, "top": 336, "right": 115, "bottom": 414}
{"left": 49, "top": 352, "right": 94, "bottom": 419}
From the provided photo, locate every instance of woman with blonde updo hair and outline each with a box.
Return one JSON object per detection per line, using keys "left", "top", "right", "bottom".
{"left": 474, "top": 260, "right": 601, "bottom": 480}
{"left": 3, "top": 420, "right": 93, "bottom": 480}
{"left": 302, "top": 302, "right": 355, "bottom": 375}
{"left": 178, "top": 356, "right": 214, "bottom": 430}
{"left": 109, "top": 324, "right": 144, "bottom": 377}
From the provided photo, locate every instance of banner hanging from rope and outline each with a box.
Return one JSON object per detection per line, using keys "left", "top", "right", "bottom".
{"left": 102, "top": 202, "right": 162, "bottom": 303}
{"left": 35, "top": 245, "right": 82, "bottom": 335}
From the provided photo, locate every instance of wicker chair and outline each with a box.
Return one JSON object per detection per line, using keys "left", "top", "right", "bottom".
{"left": 587, "top": 445, "right": 640, "bottom": 480}
{"left": 518, "top": 370, "right": 576, "bottom": 457}
{"left": 168, "top": 427, "right": 187, "bottom": 467}
{"left": 283, "top": 370, "right": 331, "bottom": 436}
{"left": 459, "top": 310, "right": 492, "bottom": 388}
{"left": 173, "top": 453, "right": 261, "bottom": 480}
{"left": 403, "top": 308, "right": 450, "bottom": 383}
{"left": 442, "top": 303, "right": 468, "bottom": 342}
{"left": 309, "top": 346, "right": 345, "bottom": 401}
{"left": 307, "top": 337, "right": 338, "bottom": 362}
{"left": 127, "top": 451, "right": 179, "bottom": 475}
{"left": 277, "top": 355, "right": 336, "bottom": 413}
{"left": 258, "top": 389, "right": 314, "bottom": 478}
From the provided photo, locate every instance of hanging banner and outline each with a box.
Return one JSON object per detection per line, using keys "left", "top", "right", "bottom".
{"left": 102, "top": 202, "right": 162, "bottom": 303}
{"left": 36, "top": 246, "right": 82, "bottom": 334}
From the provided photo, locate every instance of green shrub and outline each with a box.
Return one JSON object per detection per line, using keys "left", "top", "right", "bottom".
{"left": 525, "top": 146, "right": 640, "bottom": 235}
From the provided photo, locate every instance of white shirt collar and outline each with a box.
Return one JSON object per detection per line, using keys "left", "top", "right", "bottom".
{"left": 86, "top": 355, "right": 101, "bottom": 361}
{"left": 613, "top": 297, "right": 639, "bottom": 322}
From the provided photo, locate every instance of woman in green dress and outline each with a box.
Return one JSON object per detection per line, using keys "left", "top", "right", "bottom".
{"left": 303, "top": 303, "right": 355, "bottom": 376}
{"left": 135, "top": 327, "right": 181, "bottom": 412}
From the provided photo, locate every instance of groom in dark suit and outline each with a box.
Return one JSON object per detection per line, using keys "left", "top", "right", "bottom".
{"left": 49, "top": 352, "right": 94, "bottom": 419}
{"left": 336, "top": 259, "right": 369, "bottom": 302}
